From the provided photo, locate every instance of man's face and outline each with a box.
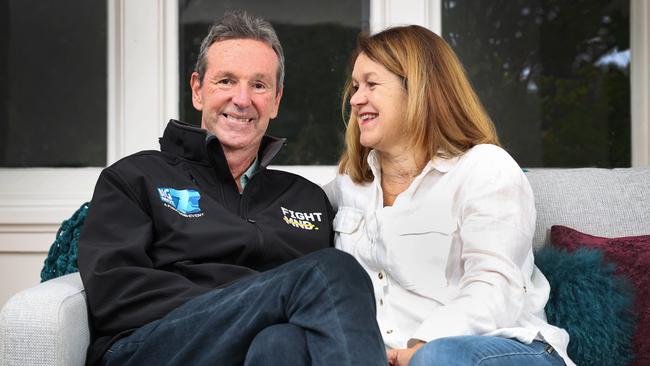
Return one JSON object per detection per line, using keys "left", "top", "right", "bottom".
{"left": 191, "top": 39, "right": 282, "bottom": 154}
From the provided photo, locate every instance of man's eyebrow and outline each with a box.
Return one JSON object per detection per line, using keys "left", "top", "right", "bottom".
{"left": 251, "top": 73, "right": 274, "bottom": 83}
{"left": 210, "top": 71, "right": 236, "bottom": 80}
{"left": 210, "top": 72, "right": 274, "bottom": 84}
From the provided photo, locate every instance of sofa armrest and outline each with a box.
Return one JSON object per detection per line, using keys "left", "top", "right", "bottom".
{"left": 0, "top": 272, "right": 89, "bottom": 366}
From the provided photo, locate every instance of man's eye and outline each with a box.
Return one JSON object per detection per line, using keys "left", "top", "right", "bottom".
{"left": 217, "top": 79, "right": 233, "bottom": 86}
{"left": 253, "top": 82, "right": 267, "bottom": 90}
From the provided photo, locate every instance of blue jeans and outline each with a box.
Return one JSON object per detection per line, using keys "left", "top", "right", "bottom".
{"left": 409, "top": 336, "right": 566, "bottom": 366}
{"left": 102, "top": 249, "right": 388, "bottom": 366}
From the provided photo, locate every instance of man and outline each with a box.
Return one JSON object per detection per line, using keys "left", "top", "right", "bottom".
{"left": 78, "top": 11, "right": 387, "bottom": 366}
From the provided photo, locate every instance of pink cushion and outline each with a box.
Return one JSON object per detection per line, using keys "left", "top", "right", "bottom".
{"left": 551, "top": 225, "right": 650, "bottom": 366}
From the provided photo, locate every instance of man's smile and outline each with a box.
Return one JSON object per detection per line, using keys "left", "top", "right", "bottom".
{"left": 222, "top": 113, "right": 255, "bottom": 123}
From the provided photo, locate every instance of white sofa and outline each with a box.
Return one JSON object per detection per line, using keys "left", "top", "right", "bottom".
{"left": 0, "top": 272, "right": 88, "bottom": 366}
{"left": 1, "top": 166, "right": 649, "bottom": 366}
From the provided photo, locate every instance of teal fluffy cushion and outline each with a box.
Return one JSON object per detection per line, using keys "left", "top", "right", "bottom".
{"left": 535, "top": 246, "right": 636, "bottom": 366}
{"left": 40, "top": 202, "right": 89, "bottom": 282}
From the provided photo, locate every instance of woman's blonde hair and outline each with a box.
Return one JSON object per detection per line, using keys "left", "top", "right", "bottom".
{"left": 339, "top": 25, "right": 500, "bottom": 183}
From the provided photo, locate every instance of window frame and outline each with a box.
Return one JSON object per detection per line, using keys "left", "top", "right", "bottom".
{"left": 0, "top": 0, "right": 179, "bottom": 252}
{"left": 631, "top": 0, "right": 650, "bottom": 166}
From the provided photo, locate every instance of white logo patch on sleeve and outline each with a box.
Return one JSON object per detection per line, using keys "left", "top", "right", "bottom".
{"left": 281, "top": 206, "right": 322, "bottom": 231}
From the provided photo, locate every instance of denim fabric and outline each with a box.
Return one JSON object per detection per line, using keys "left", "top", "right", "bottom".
{"left": 102, "top": 249, "right": 387, "bottom": 366}
{"left": 409, "top": 336, "right": 566, "bottom": 366}
{"left": 244, "top": 324, "right": 309, "bottom": 365}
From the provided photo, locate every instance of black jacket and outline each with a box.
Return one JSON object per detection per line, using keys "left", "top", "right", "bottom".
{"left": 78, "top": 120, "right": 334, "bottom": 365}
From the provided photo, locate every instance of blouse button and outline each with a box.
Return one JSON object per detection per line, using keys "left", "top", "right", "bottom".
{"left": 386, "top": 329, "right": 393, "bottom": 334}
{"left": 379, "top": 299, "right": 384, "bottom": 306}
{"left": 378, "top": 272, "right": 384, "bottom": 280}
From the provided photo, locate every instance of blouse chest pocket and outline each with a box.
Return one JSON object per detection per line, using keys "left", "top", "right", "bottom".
{"left": 332, "top": 206, "right": 365, "bottom": 254}
{"left": 394, "top": 213, "right": 456, "bottom": 236}
{"left": 333, "top": 206, "right": 364, "bottom": 234}
{"left": 385, "top": 210, "right": 457, "bottom": 303}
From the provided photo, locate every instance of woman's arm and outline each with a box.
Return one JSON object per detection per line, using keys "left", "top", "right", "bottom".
{"left": 410, "top": 147, "right": 536, "bottom": 344}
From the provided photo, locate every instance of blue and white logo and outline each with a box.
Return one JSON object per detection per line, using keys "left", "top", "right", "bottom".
{"left": 157, "top": 188, "right": 203, "bottom": 217}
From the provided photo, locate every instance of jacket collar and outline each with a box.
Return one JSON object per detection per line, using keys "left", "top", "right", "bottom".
{"left": 159, "top": 119, "right": 286, "bottom": 168}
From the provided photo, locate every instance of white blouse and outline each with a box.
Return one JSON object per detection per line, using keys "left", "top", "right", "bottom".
{"left": 324, "top": 144, "right": 574, "bottom": 366}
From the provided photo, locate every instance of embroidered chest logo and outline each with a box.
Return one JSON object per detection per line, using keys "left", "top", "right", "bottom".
{"left": 281, "top": 207, "right": 322, "bottom": 231}
{"left": 158, "top": 188, "right": 204, "bottom": 218}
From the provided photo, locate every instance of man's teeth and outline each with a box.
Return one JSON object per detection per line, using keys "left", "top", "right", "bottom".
{"left": 224, "top": 114, "right": 253, "bottom": 123}
{"left": 360, "top": 114, "right": 377, "bottom": 121}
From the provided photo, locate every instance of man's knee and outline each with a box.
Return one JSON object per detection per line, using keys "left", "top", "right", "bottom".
{"left": 308, "top": 248, "right": 370, "bottom": 282}
{"left": 245, "top": 324, "right": 309, "bottom": 365}
{"left": 309, "top": 248, "right": 360, "bottom": 271}
{"left": 251, "top": 323, "right": 306, "bottom": 351}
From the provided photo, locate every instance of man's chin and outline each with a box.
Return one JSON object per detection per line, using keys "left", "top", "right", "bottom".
{"left": 219, "top": 136, "right": 262, "bottom": 153}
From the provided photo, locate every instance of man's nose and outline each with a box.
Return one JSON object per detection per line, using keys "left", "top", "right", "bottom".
{"left": 232, "top": 84, "right": 252, "bottom": 108}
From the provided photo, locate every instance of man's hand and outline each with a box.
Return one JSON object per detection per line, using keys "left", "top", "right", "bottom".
{"left": 386, "top": 341, "right": 426, "bottom": 366}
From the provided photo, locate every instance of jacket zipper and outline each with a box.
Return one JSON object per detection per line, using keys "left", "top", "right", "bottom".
{"left": 204, "top": 136, "right": 228, "bottom": 205}
{"left": 188, "top": 172, "right": 199, "bottom": 186}
{"left": 240, "top": 173, "right": 265, "bottom": 251}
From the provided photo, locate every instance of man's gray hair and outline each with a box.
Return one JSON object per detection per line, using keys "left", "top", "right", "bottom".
{"left": 195, "top": 11, "right": 285, "bottom": 93}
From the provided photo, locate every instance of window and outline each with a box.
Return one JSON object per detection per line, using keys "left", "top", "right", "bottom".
{"left": 442, "top": 0, "right": 630, "bottom": 167}
{"left": 178, "top": 0, "right": 370, "bottom": 165}
{"left": 0, "top": 0, "right": 107, "bottom": 167}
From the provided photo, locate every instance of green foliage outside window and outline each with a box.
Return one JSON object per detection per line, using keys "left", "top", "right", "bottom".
{"left": 443, "top": 0, "right": 630, "bottom": 167}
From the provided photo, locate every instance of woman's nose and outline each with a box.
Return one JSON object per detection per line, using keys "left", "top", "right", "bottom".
{"left": 350, "top": 88, "right": 366, "bottom": 106}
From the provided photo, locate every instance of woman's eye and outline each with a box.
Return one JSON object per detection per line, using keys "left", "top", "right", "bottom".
{"left": 351, "top": 84, "right": 359, "bottom": 91}
{"left": 367, "top": 81, "right": 378, "bottom": 89}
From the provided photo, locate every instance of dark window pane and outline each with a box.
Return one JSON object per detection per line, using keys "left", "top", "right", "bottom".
{"left": 0, "top": 0, "right": 107, "bottom": 167}
{"left": 442, "top": 0, "right": 630, "bottom": 167}
{"left": 179, "top": 0, "right": 369, "bottom": 164}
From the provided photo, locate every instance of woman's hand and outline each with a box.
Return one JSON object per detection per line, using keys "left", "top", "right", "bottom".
{"left": 387, "top": 341, "right": 426, "bottom": 366}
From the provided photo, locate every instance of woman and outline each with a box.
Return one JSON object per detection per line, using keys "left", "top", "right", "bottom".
{"left": 325, "top": 25, "right": 574, "bottom": 366}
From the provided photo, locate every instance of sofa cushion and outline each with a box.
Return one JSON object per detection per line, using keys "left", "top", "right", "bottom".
{"left": 551, "top": 225, "right": 650, "bottom": 366}
{"left": 41, "top": 202, "right": 88, "bottom": 282}
{"left": 535, "top": 246, "right": 635, "bottom": 366}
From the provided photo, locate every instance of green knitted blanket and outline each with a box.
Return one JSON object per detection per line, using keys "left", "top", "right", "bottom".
{"left": 40, "top": 202, "right": 89, "bottom": 282}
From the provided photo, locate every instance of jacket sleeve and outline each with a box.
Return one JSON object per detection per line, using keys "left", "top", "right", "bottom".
{"left": 409, "top": 151, "right": 536, "bottom": 346}
{"left": 78, "top": 168, "right": 208, "bottom": 337}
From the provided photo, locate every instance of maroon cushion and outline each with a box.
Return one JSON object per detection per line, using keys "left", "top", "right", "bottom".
{"left": 551, "top": 225, "right": 650, "bottom": 366}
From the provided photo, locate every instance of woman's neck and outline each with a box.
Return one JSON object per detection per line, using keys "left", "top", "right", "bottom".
{"left": 378, "top": 149, "right": 427, "bottom": 206}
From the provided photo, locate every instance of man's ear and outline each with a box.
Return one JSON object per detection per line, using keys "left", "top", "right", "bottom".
{"left": 190, "top": 72, "right": 203, "bottom": 111}
{"left": 270, "top": 86, "right": 283, "bottom": 119}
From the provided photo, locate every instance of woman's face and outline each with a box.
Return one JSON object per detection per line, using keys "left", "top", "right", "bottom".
{"left": 350, "top": 53, "right": 409, "bottom": 154}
